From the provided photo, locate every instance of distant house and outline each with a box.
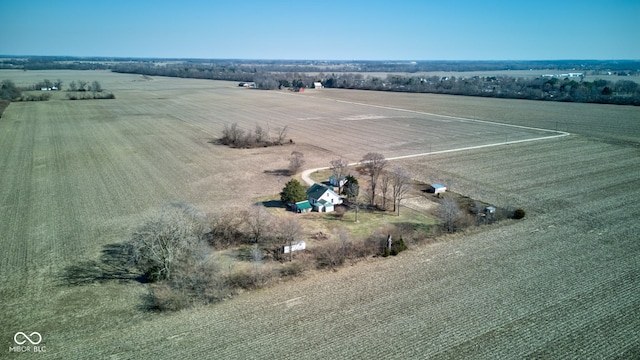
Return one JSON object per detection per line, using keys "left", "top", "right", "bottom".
{"left": 313, "top": 82, "right": 323, "bottom": 89}
{"left": 329, "top": 175, "right": 347, "bottom": 188}
{"left": 307, "top": 184, "right": 342, "bottom": 212}
{"left": 429, "top": 183, "right": 447, "bottom": 194}
{"left": 294, "top": 200, "right": 312, "bottom": 213}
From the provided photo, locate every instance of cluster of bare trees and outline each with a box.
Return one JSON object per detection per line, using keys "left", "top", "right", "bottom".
{"left": 356, "top": 153, "right": 411, "bottom": 215}
{"left": 220, "top": 122, "right": 289, "bottom": 148}
{"left": 67, "top": 80, "right": 103, "bottom": 92}
{"left": 64, "top": 80, "right": 115, "bottom": 100}
{"left": 127, "top": 202, "right": 310, "bottom": 310}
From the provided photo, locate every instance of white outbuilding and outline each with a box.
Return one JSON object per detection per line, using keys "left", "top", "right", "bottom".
{"left": 429, "top": 183, "right": 447, "bottom": 194}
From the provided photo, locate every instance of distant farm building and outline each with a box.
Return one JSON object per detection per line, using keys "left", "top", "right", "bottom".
{"left": 542, "top": 73, "right": 584, "bottom": 78}
{"left": 429, "top": 183, "right": 447, "bottom": 194}
{"left": 313, "top": 82, "right": 323, "bottom": 89}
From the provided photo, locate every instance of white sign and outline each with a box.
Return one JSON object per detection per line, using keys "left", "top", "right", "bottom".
{"left": 283, "top": 241, "right": 306, "bottom": 254}
{"left": 9, "top": 332, "right": 46, "bottom": 353}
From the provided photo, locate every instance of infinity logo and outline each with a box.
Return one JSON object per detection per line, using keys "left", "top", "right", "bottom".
{"left": 14, "top": 332, "right": 42, "bottom": 345}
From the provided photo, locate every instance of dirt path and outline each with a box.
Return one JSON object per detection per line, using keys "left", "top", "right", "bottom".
{"left": 301, "top": 131, "right": 569, "bottom": 186}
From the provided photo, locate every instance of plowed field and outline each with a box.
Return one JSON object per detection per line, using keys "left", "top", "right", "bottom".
{"left": 0, "top": 70, "right": 638, "bottom": 358}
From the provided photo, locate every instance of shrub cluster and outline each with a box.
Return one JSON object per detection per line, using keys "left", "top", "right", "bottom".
{"left": 67, "top": 92, "right": 115, "bottom": 100}
{"left": 513, "top": 208, "right": 526, "bottom": 219}
{"left": 19, "top": 93, "right": 51, "bottom": 101}
{"left": 220, "top": 122, "right": 289, "bottom": 148}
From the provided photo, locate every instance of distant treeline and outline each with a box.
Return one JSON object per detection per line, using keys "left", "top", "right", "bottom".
{"left": 2, "top": 57, "right": 639, "bottom": 104}
{"left": 319, "top": 73, "right": 640, "bottom": 105}
{"left": 111, "top": 62, "right": 640, "bottom": 105}
{"left": 3, "top": 56, "right": 640, "bottom": 73}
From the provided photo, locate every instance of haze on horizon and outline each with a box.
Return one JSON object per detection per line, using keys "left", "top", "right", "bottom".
{"left": 1, "top": 0, "right": 638, "bottom": 61}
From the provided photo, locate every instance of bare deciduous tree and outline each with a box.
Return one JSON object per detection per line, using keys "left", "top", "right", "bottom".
{"left": 91, "top": 80, "right": 102, "bottom": 92}
{"left": 222, "top": 122, "right": 244, "bottom": 146}
{"left": 289, "top": 151, "right": 305, "bottom": 175}
{"left": 242, "top": 204, "right": 273, "bottom": 244}
{"left": 205, "top": 209, "right": 244, "bottom": 247}
{"left": 440, "top": 197, "right": 462, "bottom": 233}
{"left": 275, "top": 125, "right": 289, "bottom": 145}
{"left": 380, "top": 171, "right": 391, "bottom": 210}
{"left": 344, "top": 181, "right": 361, "bottom": 222}
{"left": 128, "top": 202, "right": 205, "bottom": 282}
{"left": 390, "top": 166, "right": 412, "bottom": 216}
{"left": 360, "top": 152, "right": 387, "bottom": 208}
{"left": 254, "top": 124, "right": 266, "bottom": 144}
{"left": 330, "top": 158, "right": 349, "bottom": 195}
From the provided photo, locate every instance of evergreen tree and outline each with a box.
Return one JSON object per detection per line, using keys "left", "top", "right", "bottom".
{"left": 280, "top": 179, "right": 307, "bottom": 205}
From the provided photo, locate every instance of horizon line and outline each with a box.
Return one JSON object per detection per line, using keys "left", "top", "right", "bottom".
{"left": 1, "top": 55, "right": 639, "bottom": 62}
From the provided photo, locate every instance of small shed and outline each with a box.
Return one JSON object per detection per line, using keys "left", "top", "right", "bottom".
{"left": 313, "top": 82, "right": 323, "bottom": 89}
{"left": 429, "top": 183, "right": 447, "bottom": 194}
{"left": 329, "top": 175, "right": 347, "bottom": 188}
{"left": 284, "top": 240, "right": 306, "bottom": 254}
{"left": 294, "top": 200, "right": 312, "bottom": 213}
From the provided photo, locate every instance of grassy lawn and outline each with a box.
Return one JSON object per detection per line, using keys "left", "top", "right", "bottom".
{"left": 307, "top": 205, "right": 436, "bottom": 238}
{"left": 255, "top": 192, "right": 437, "bottom": 240}
{"left": 308, "top": 169, "right": 334, "bottom": 183}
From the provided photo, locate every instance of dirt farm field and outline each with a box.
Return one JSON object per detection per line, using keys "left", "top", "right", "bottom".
{"left": 0, "top": 70, "right": 639, "bottom": 358}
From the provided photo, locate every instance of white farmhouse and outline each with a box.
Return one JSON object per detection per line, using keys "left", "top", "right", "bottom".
{"left": 306, "top": 184, "right": 342, "bottom": 212}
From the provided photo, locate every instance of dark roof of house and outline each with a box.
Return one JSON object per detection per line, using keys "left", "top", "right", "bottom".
{"left": 307, "top": 183, "right": 335, "bottom": 200}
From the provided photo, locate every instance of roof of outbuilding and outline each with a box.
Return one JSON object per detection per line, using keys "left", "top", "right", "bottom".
{"left": 295, "top": 200, "right": 312, "bottom": 210}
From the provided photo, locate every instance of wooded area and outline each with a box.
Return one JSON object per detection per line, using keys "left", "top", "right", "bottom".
{"left": 2, "top": 57, "right": 638, "bottom": 105}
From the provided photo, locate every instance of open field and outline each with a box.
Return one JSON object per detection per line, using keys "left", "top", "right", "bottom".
{"left": 0, "top": 70, "right": 639, "bottom": 358}
{"left": 302, "top": 88, "right": 640, "bottom": 146}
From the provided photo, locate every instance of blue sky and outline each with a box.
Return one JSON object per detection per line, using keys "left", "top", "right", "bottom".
{"left": 1, "top": 0, "right": 638, "bottom": 60}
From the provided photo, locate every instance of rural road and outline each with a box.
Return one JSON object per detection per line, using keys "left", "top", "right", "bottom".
{"left": 300, "top": 130, "right": 569, "bottom": 187}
